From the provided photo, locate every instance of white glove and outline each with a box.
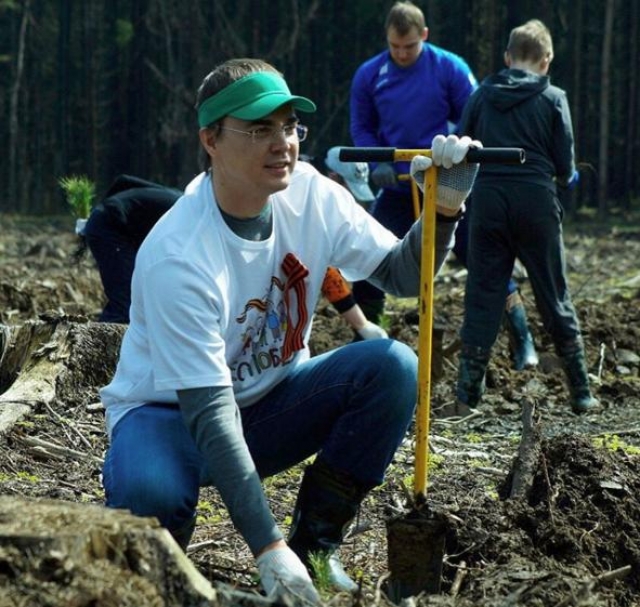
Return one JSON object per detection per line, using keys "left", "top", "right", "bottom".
{"left": 410, "top": 134, "right": 482, "bottom": 213}
{"left": 356, "top": 321, "right": 389, "bottom": 340}
{"left": 409, "top": 155, "right": 433, "bottom": 189}
{"left": 256, "top": 546, "right": 320, "bottom": 604}
{"left": 75, "top": 218, "right": 88, "bottom": 236}
{"left": 371, "top": 162, "right": 397, "bottom": 188}
{"left": 431, "top": 133, "right": 481, "bottom": 169}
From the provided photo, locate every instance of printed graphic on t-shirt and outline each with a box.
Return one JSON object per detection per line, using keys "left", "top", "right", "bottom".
{"left": 232, "top": 253, "right": 309, "bottom": 382}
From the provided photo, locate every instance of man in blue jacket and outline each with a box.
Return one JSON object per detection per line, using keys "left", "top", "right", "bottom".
{"left": 349, "top": 0, "right": 477, "bottom": 324}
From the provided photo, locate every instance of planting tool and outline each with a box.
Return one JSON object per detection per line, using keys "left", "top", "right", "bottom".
{"left": 397, "top": 174, "right": 422, "bottom": 220}
{"left": 340, "top": 145, "right": 525, "bottom": 600}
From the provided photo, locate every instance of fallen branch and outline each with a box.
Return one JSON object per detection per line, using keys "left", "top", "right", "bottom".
{"left": 509, "top": 398, "right": 541, "bottom": 500}
{"left": 42, "top": 400, "right": 93, "bottom": 450}
{"left": 15, "top": 435, "right": 104, "bottom": 465}
{"left": 595, "top": 565, "right": 632, "bottom": 585}
{"left": 553, "top": 565, "right": 632, "bottom": 607}
{"left": 596, "top": 343, "right": 606, "bottom": 382}
{"left": 186, "top": 538, "right": 219, "bottom": 555}
{"left": 449, "top": 560, "right": 467, "bottom": 597}
{"left": 433, "top": 408, "right": 484, "bottom": 426}
{"left": 540, "top": 452, "right": 556, "bottom": 526}
{"left": 474, "top": 466, "right": 509, "bottom": 477}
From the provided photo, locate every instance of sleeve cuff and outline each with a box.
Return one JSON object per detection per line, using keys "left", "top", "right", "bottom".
{"left": 436, "top": 209, "right": 464, "bottom": 223}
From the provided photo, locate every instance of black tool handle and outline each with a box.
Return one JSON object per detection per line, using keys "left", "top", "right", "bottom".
{"left": 338, "top": 146, "right": 525, "bottom": 164}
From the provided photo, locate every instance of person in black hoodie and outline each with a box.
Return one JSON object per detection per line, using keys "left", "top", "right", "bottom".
{"left": 455, "top": 19, "right": 599, "bottom": 414}
{"left": 82, "top": 175, "right": 181, "bottom": 323}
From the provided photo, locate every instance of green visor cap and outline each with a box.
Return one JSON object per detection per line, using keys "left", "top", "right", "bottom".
{"left": 197, "top": 71, "right": 317, "bottom": 127}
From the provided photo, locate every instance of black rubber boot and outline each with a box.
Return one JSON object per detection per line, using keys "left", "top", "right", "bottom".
{"left": 169, "top": 515, "right": 196, "bottom": 552}
{"left": 456, "top": 345, "right": 491, "bottom": 407}
{"left": 288, "top": 460, "right": 369, "bottom": 593}
{"left": 557, "top": 340, "right": 600, "bottom": 414}
{"left": 504, "top": 292, "right": 539, "bottom": 371}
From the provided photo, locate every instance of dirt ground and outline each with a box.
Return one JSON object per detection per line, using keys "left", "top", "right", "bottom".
{"left": 1, "top": 212, "right": 640, "bottom": 607}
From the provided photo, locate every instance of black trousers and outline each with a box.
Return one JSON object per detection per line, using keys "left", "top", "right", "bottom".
{"left": 352, "top": 188, "right": 416, "bottom": 311}
{"left": 461, "top": 180, "right": 582, "bottom": 351}
{"left": 84, "top": 205, "right": 137, "bottom": 323}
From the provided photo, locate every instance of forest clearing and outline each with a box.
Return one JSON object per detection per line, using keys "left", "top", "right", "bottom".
{"left": 1, "top": 212, "right": 639, "bottom": 607}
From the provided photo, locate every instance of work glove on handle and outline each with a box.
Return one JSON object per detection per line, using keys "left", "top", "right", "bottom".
{"left": 256, "top": 546, "right": 321, "bottom": 605}
{"left": 356, "top": 320, "right": 389, "bottom": 340}
{"left": 371, "top": 162, "right": 397, "bottom": 188}
{"left": 410, "top": 134, "right": 482, "bottom": 213}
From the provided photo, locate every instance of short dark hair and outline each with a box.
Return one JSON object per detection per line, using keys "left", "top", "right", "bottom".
{"left": 385, "top": 1, "right": 425, "bottom": 36}
{"left": 195, "top": 58, "right": 281, "bottom": 171}
{"left": 506, "top": 19, "right": 554, "bottom": 63}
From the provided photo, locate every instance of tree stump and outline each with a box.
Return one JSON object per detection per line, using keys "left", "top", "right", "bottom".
{"left": 0, "top": 495, "right": 216, "bottom": 606}
{"left": 0, "top": 317, "right": 126, "bottom": 435}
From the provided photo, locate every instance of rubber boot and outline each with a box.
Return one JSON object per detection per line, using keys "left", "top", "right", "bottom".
{"left": 456, "top": 345, "right": 491, "bottom": 408}
{"left": 288, "top": 460, "right": 369, "bottom": 593}
{"left": 557, "top": 340, "right": 600, "bottom": 414}
{"left": 169, "top": 515, "right": 196, "bottom": 552}
{"left": 504, "top": 292, "right": 539, "bottom": 371}
{"left": 358, "top": 298, "right": 385, "bottom": 326}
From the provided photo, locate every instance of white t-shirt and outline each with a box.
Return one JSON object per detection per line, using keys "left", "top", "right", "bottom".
{"left": 101, "top": 162, "right": 398, "bottom": 435}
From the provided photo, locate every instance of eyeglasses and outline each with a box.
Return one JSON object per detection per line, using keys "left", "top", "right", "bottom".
{"left": 218, "top": 123, "right": 308, "bottom": 144}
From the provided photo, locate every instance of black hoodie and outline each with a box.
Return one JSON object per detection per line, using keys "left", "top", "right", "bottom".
{"left": 458, "top": 68, "right": 575, "bottom": 190}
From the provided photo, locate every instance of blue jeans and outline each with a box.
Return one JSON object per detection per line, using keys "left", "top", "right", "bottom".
{"left": 103, "top": 339, "right": 418, "bottom": 531}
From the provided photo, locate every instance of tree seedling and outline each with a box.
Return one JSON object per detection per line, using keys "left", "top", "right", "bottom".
{"left": 59, "top": 175, "right": 95, "bottom": 219}
{"left": 308, "top": 552, "right": 339, "bottom": 597}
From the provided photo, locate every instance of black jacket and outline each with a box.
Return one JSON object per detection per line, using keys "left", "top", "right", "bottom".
{"left": 93, "top": 175, "right": 182, "bottom": 246}
{"left": 458, "top": 68, "right": 576, "bottom": 190}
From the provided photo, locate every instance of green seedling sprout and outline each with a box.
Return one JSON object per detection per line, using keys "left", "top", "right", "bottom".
{"left": 308, "top": 552, "right": 335, "bottom": 596}
{"left": 59, "top": 175, "right": 96, "bottom": 219}
{"left": 593, "top": 434, "right": 640, "bottom": 456}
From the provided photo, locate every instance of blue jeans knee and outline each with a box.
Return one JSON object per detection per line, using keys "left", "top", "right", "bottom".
{"left": 103, "top": 404, "right": 201, "bottom": 531}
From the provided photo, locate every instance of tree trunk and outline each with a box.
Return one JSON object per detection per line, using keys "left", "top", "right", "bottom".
{"left": 625, "top": 0, "right": 639, "bottom": 208}
{"left": 8, "top": 0, "right": 31, "bottom": 212}
{"left": 567, "top": 1, "right": 584, "bottom": 217}
{"left": 598, "top": 0, "right": 616, "bottom": 217}
{"left": 55, "top": 0, "right": 72, "bottom": 182}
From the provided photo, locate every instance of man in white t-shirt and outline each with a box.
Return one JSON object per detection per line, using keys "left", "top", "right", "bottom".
{"left": 100, "top": 57, "right": 480, "bottom": 602}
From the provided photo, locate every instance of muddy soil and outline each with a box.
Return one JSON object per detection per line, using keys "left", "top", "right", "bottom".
{"left": 1, "top": 212, "right": 640, "bottom": 606}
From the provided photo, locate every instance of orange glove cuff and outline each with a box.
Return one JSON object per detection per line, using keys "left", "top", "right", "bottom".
{"left": 321, "top": 267, "right": 352, "bottom": 304}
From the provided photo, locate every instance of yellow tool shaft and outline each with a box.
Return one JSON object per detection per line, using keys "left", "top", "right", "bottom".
{"left": 414, "top": 165, "right": 437, "bottom": 498}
